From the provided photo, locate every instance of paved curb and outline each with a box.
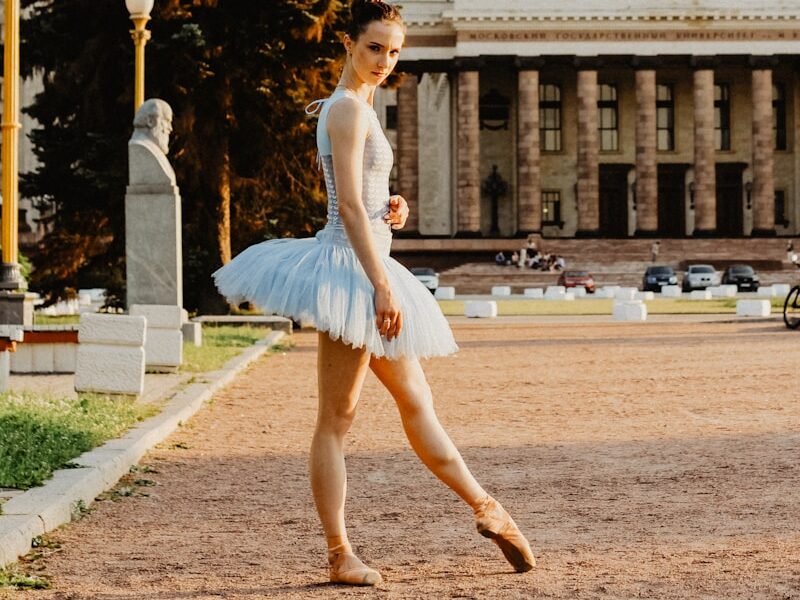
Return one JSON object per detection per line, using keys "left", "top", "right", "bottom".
{"left": 0, "top": 330, "right": 287, "bottom": 569}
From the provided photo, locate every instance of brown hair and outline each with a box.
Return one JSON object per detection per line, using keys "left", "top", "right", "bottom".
{"left": 347, "top": 0, "right": 404, "bottom": 40}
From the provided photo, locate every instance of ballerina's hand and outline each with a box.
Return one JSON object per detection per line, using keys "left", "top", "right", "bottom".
{"left": 374, "top": 285, "right": 403, "bottom": 341}
{"left": 384, "top": 195, "right": 409, "bottom": 230}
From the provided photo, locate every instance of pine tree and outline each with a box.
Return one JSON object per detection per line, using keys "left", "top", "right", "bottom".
{"left": 20, "top": 0, "right": 345, "bottom": 312}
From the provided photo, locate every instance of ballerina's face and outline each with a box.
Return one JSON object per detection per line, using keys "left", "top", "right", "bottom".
{"left": 344, "top": 20, "right": 405, "bottom": 87}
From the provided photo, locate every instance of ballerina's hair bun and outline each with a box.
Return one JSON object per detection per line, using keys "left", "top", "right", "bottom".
{"left": 347, "top": 0, "right": 404, "bottom": 40}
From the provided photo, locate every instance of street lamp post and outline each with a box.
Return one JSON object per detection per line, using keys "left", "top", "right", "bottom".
{"left": 126, "top": 0, "right": 154, "bottom": 114}
{"left": 0, "top": 0, "right": 23, "bottom": 290}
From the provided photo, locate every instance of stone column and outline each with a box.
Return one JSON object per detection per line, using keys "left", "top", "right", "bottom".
{"left": 517, "top": 69, "right": 541, "bottom": 235}
{"left": 456, "top": 70, "right": 481, "bottom": 236}
{"left": 635, "top": 69, "right": 658, "bottom": 235}
{"left": 576, "top": 69, "right": 599, "bottom": 235}
{"left": 751, "top": 68, "right": 776, "bottom": 236}
{"left": 397, "top": 74, "right": 419, "bottom": 233}
{"left": 693, "top": 68, "right": 716, "bottom": 235}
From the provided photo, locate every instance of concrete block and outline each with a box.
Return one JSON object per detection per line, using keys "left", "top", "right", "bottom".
{"left": 736, "top": 299, "right": 771, "bottom": 317}
{"left": 661, "top": 285, "right": 682, "bottom": 297}
{"left": 75, "top": 344, "right": 145, "bottom": 396}
{"left": 709, "top": 285, "right": 737, "bottom": 298}
{"left": 78, "top": 313, "right": 146, "bottom": 346}
{"left": 31, "top": 344, "right": 55, "bottom": 373}
{"left": 613, "top": 300, "right": 647, "bottom": 321}
{"left": 544, "top": 286, "right": 566, "bottom": 300}
{"left": 434, "top": 287, "right": 455, "bottom": 300}
{"left": 564, "top": 291, "right": 575, "bottom": 301}
{"left": 572, "top": 287, "right": 587, "bottom": 298}
{"left": 54, "top": 344, "right": 78, "bottom": 373}
{"left": 464, "top": 300, "right": 498, "bottom": 318}
{"left": 182, "top": 321, "right": 202, "bottom": 347}
{"left": 771, "top": 284, "right": 791, "bottom": 297}
{"left": 614, "top": 287, "right": 638, "bottom": 301}
{"left": 9, "top": 344, "right": 33, "bottom": 373}
{"left": 491, "top": 286, "right": 511, "bottom": 297}
{"left": 0, "top": 515, "right": 45, "bottom": 569}
{"left": 634, "top": 291, "right": 655, "bottom": 301}
{"left": 523, "top": 288, "right": 544, "bottom": 299}
{"left": 689, "top": 290, "right": 712, "bottom": 300}
{"left": 130, "top": 304, "right": 187, "bottom": 329}
{"left": 78, "top": 293, "right": 93, "bottom": 306}
{"left": 144, "top": 329, "right": 182, "bottom": 369}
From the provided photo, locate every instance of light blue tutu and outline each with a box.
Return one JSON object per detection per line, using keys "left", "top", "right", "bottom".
{"left": 212, "top": 89, "right": 458, "bottom": 360}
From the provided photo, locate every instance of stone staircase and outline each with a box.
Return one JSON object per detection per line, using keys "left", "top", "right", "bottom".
{"left": 392, "top": 237, "right": 799, "bottom": 294}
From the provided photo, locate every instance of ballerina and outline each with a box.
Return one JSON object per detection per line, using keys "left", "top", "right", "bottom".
{"left": 213, "top": 0, "right": 535, "bottom": 586}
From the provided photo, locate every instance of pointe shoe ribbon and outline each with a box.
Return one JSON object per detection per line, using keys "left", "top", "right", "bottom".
{"left": 328, "top": 545, "right": 383, "bottom": 586}
{"left": 473, "top": 496, "right": 536, "bottom": 572}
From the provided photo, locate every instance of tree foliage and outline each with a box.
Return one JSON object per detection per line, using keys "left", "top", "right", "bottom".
{"left": 20, "top": 0, "right": 346, "bottom": 312}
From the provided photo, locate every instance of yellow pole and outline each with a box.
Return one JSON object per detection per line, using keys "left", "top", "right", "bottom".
{"left": 1, "top": 0, "right": 20, "bottom": 272}
{"left": 130, "top": 16, "right": 151, "bottom": 113}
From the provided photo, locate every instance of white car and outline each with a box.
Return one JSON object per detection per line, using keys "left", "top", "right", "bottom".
{"left": 682, "top": 264, "right": 721, "bottom": 291}
{"left": 410, "top": 267, "right": 439, "bottom": 293}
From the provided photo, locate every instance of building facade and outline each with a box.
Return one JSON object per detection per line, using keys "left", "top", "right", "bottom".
{"left": 376, "top": 0, "right": 800, "bottom": 239}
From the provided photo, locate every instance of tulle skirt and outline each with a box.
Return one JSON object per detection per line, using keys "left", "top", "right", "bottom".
{"left": 211, "top": 226, "right": 458, "bottom": 360}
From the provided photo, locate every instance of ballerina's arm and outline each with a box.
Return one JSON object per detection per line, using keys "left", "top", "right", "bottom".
{"left": 327, "top": 97, "right": 402, "bottom": 340}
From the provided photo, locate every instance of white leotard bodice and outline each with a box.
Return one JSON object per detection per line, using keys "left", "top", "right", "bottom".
{"left": 306, "top": 88, "right": 394, "bottom": 254}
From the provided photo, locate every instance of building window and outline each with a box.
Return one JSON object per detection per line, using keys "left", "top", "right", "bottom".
{"left": 773, "top": 83, "right": 787, "bottom": 151}
{"left": 539, "top": 84, "right": 562, "bottom": 152}
{"left": 714, "top": 84, "right": 731, "bottom": 151}
{"left": 775, "top": 190, "right": 789, "bottom": 227}
{"left": 598, "top": 84, "right": 618, "bottom": 151}
{"left": 656, "top": 84, "right": 675, "bottom": 151}
{"left": 385, "top": 105, "right": 397, "bottom": 130}
{"left": 541, "top": 191, "right": 562, "bottom": 226}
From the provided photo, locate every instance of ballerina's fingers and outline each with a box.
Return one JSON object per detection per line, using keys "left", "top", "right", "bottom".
{"left": 387, "top": 311, "right": 403, "bottom": 341}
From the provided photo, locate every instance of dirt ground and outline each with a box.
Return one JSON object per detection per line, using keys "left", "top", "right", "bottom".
{"left": 4, "top": 319, "right": 799, "bottom": 600}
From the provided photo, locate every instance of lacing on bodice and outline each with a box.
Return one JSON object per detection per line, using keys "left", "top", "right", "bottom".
{"left": 306, "top": 89, "right": 394, "bottom": 251}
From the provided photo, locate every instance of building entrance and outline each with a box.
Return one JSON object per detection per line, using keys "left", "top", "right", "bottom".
{"left": 657, "top": 164, "right": 689, "bottom": 237}
{"left": 599, "top": 164, "right": 632, "bottom": 237}
{"left": 716, "top": 163, "right": 746, "bottom": 236}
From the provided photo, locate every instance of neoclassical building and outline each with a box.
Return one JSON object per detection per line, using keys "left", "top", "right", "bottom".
{"left": 374, "top": 0, "right": 800, "bottom": 239}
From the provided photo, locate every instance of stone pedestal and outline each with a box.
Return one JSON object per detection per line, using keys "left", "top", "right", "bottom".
{"left": 0, "top": 291, "right": 35, "bottom": 326}
{"left": 517, "top": 70, "right": 541, "bottom": 234}
{"left": 751, "top": 69, "right": 776, "bottom": 236}
{"left": 125, "top": 180, "right": 183, "bottom": 308}
{"left": 397, "top": 75, "right": 419, "bottom": 233}
{"left": 130, "top": 304, "right": 186, "bottom": 372}
{"left": 576, "top": 70, "right": 599, "bottom": 235}
{"left": 635, "top": 69, "right": 658, "bottom": 235}
{"left": 693, "top": 69, "right": 716, "bottom": 235}
{"left": 456, "top": 70, "right": 481, "bottom": 235}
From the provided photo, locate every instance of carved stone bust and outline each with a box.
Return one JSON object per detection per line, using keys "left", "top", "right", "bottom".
{"left": 128, "top": 98, "right": 176, "bottom": 186}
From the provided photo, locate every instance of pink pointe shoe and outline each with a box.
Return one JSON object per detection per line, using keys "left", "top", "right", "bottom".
{"left": 473, "top": 496, "right": 536, "bottom": 572}
{"left": 327, "top": 544, "right": 383, "bottom": 586}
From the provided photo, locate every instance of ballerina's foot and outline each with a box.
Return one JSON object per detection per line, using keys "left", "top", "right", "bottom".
{"left": 328, "top": 546, "right": 383, "bottom": 586}
{"left": 473, "top": 496, "right": 536, "bottom": 573}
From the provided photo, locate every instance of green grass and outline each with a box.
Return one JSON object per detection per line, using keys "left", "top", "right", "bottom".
{"left": 33, "top": 314, "right": 80, "bottom": 325}
{"left": 0, "top": 568, "right": 50, "bottom": 590}
{"left": 0, "top": 392, "right": 160, "bottom": 490}
{"left": 438, "top": 296, "right": 787, "bottom": 316}
{"left": 180, "top": 325, "right": 270, "bottom": 372}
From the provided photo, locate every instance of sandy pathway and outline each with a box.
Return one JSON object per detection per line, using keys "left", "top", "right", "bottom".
{"left": 4, "top": 320, "right": 799, "bottom": 599}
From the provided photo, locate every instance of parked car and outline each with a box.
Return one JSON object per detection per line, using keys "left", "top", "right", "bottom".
{"left": 721, "top": 264, "right": 760, "bottom": 292}
{"left": 682, "top": 264, "right": 721, "bottom": 291}
{"left": 642, "top": 265, "right": 678, "bottom": 292}
{"left": 557, "top": 270, "right": 595, "bottom": 293}
{"left": 410, "top": 267, "right": 439, "bottom": 293}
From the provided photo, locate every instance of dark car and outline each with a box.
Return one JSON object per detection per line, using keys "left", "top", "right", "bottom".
{"left": 642, "top": 265, "right": 678, "bottom": 292}
{"left": 721, "top": 264, "right": 760, "bottom": 292}
{"left": 557, "top": 270, "right": 595, "bottom": 293}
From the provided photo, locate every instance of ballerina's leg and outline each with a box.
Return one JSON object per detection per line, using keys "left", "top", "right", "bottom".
{"left": 310, "top": 332, "right": 371, "bottom": 551}
{"left": 368, "top": 354, "right": 487, "bottom": 508}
